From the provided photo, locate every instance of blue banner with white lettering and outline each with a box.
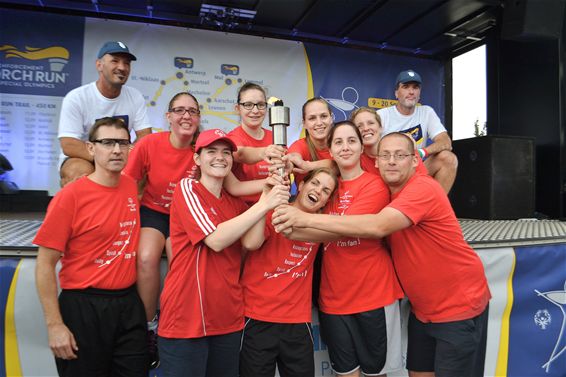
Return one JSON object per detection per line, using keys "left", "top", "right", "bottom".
{"left": 0, "top": 9, "right": 84, "bottom": 96}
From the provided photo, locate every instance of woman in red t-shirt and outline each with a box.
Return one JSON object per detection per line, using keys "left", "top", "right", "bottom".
{"left": 279, "top": 121, "right": 405, "bottom": 377}
{"left": 228, "top": 82, "right": 286, "bottom": 203}
{"left": 158, "top": 129, "right": 290, "bottom": 377}
{"left": 124, "top": 92, "right": 270, "bottom": 369}
{"left": 286, "top": 98, "right": 336, "bottom": 186}
{"left": 239, "top": 168, "right": 338, "bottom": 377}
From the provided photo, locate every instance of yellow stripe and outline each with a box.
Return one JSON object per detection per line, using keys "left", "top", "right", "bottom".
{"left": 5, "top": 259, "right": 23, "bottom": 376}
{"left": 495, "top": 252, "right": 516, "bottom": 376}
{"left": 301, "top": 45, "right": 314, "bottom": 139}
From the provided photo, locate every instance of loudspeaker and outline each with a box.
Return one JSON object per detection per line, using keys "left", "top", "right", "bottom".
{"left": 449, "top": 136, "right": 535, "bottom": 220}
{"left": 502, "top": 0, "right": 565, "bottom": 40}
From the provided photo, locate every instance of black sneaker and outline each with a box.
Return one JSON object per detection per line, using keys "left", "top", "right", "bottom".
{"left": 147, "top": 328, "right": 160, "bottom": 369}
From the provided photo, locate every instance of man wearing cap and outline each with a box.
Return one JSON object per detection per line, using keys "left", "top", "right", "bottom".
{"left": 58, "top": 41, "right": 152, "bottom": 185}
{"left": 377, "top": 70, "right": 458, "bottom": 193}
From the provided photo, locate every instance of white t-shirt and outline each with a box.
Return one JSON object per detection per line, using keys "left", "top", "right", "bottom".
{"left": 58, "top": 81, "right": 151, "bottom": 142}
{"left": 377, "top": 105, "right": 446, "bottom": 148}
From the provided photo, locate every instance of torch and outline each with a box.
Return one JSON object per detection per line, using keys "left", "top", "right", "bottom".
{"left": 268, "top": 96, "right": 290, "bottom": 177}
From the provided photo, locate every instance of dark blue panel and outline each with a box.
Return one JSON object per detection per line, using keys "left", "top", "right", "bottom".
{"left": 304, "top": 43, "right": 444, "bottom": 123}
{"left": 0, "top": 9, "right": 84, "bottom": 97}
{"left": 508, "top": 244, "right": 566, "bottom": 376}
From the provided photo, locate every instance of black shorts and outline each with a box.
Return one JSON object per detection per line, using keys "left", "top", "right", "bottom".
{"left": 140, "top": 205, "right": 170, "bottom": 238}
{"left": 406, "top": 305, "right": 489, "bottom": 377}
{"left": 240, "top": 318, "right": 314, "bottom": 377}
{"left": 319, "top": 308, "right": 387, "bottom": 376}
{"left": 56, "top": 286, "right": 148, "bottom": 377}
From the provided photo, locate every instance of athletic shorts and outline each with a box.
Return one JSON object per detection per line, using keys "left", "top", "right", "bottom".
{"left": 240, "top": 318, "right": 314, "bottom": 377}
{"left": 56, "top": 285, "right": 148, "bottom": 377}
{"left": 406, "top": 305, "right": 489, "bottom": 377}
{"left": 319, "top": 305, "right": 393, "bottom": 376}
{"left": 158, "top": 331, "right": 241, "bottom": 377}
{"left": 140, "top": 205, "right": 170, "bottom": 238}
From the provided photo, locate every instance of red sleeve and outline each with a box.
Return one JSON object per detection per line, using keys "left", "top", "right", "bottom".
{"left": 173, "top": 179, "right": 218, "bottom": 245}
{"left": 288, "top": 138, "right": 310, "bottom": 159}
{"left": 33, "top": 185, "right": 76, "bottom": 252}
{"left": 123, "top": 135, "right": 149, "bottom": 181}
{"left": 388, "top": 175, "right": 435, "bottom": 225}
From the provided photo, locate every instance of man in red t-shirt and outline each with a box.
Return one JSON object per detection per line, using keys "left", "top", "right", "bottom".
{"left": 273, "top": 132, "right": 491, "bottom": 377}
{"left": 34, "top": 117, "right": 147, "bottom": 377}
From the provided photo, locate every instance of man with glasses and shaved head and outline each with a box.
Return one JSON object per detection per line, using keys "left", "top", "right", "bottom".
{"left": 58, "top": 41, "right": 152, "bottom": 186}
{"left": 35, "top": 117, "right": 148, "bottom": 377}
{"left": 273, "top": 132, "right": 491, "bottom": 377}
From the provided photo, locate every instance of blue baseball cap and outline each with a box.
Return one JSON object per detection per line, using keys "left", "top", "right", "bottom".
{"left": 396, "top": 70, "right": 422, "bottom": 86}
{"left": 97, "top": 41, "right": 137, "bottom": 61}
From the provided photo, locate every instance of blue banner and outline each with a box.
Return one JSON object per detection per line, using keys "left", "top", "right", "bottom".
{"left": 0, "top": 9, "right": 84, "bottom": 96}
{"left": 304, "top": 43, "right": 444, "bottom": 122}
{"left": 508, "top": 244, "right": 566, "bottom": 376}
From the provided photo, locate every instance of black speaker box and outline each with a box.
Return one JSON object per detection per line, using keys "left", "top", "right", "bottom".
{"left": 449, "top": 136, "right": 535, "bottom": 220}
{"left": 502, "top": 0, "right": 565, "bottom": 40}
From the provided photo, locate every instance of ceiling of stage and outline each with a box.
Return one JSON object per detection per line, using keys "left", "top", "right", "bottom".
{"left": 1, "top": 0, "right": 503, "bottom": 59}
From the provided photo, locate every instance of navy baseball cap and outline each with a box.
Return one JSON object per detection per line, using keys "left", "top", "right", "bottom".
{"left": 396, "top": 70, "right": 422, "bottom": 86}
{"left": 97, "top": 41, "right": 137, "bottom": 61}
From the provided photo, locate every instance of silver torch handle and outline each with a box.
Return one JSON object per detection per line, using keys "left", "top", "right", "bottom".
{"left": 269, "top": 100, "right": 290, "bottom": 177}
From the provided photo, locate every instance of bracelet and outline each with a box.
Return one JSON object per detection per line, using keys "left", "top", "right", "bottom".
{"left": 417, "top": 148, "right": 428, "bottom": 159}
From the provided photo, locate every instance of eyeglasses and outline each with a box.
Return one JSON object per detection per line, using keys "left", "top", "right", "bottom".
{"left": 170, "top": 107, "right": 201, "bottom": 116}
{"left": 377, "top": 153, "right": 413, "bottom": 161}
{"left": 92, "top": 138, "right": 131, "bottom": 149}
{"left": 238, "top": 102, "right": 267, "bottom": 111}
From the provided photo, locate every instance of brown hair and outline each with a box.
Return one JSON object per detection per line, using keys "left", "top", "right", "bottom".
{"left": 302, "top": 167, "right": 338, "bottom": 193}
{"left": 349, "top": 106, "right": 382, "bottom": 127}
{"left": 327, "top": 120, "right": 362, "bottom": 147}
{"left": 237, "top": 82, "right": 266, "bottom": 103}
{"left": 88, "top": 117, "right": 129, "bottom": 142}
{"left": 167, "top": 91, "right": 201, "bottom": 146}
{"left": 302, "top": 98, "right": 333, "bottom": 162}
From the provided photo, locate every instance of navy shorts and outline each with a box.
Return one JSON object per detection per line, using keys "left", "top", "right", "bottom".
{"left": 319, "top": 308, "right": 387, "bottom": 376}
{"left": 406, "top": 305, "right": 489, "bottom": 377}
{"left": 56, "top": 286, "right": 148, "bottom": 377}
{"left": 240, "top": 318, "right": 314, "bottom": 377}
{"left": 158, "top": 331, "right": 241, "bottom": 377}
{"left": 140, "top": 205, "right": 170, "bottom": 239}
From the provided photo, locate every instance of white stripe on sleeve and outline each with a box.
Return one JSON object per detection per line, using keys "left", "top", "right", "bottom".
{"left": 180, "top": 179, "right": 216, "bottom": 235}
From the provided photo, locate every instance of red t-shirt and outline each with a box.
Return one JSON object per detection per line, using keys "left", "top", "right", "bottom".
{"left": 158, "top": 178, "right": 249, "bottom": 338}
{"left": 320, "top": 172, "right": 403, "bottom": 314}
{"left": 288, "top": 137, "right": 332, "bottom": 185}
{"left": 33, "top": 176, "right": 140, "bottom": 290}
{"left": 361, "top": 151, "right": 428, "bottom": 176}
{"left": 228, "top": 125, "right": 273, "bottom": 203}
{"left": 241, "top": 211, "right": 319, "bottom": 323}
{"left": 388, "top": 174, "right": 491, "bottom": 322}
{"left": 123, "top": 131, "right": 198, "bottom": 214}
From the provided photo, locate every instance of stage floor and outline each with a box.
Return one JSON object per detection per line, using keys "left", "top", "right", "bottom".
{"left": 1, "top": 214, "right": 565, "bottom": 255}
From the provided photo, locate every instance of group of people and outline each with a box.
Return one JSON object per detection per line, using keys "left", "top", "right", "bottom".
{"left": 33, "top": 40, "right": 490, "bottom": 377}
